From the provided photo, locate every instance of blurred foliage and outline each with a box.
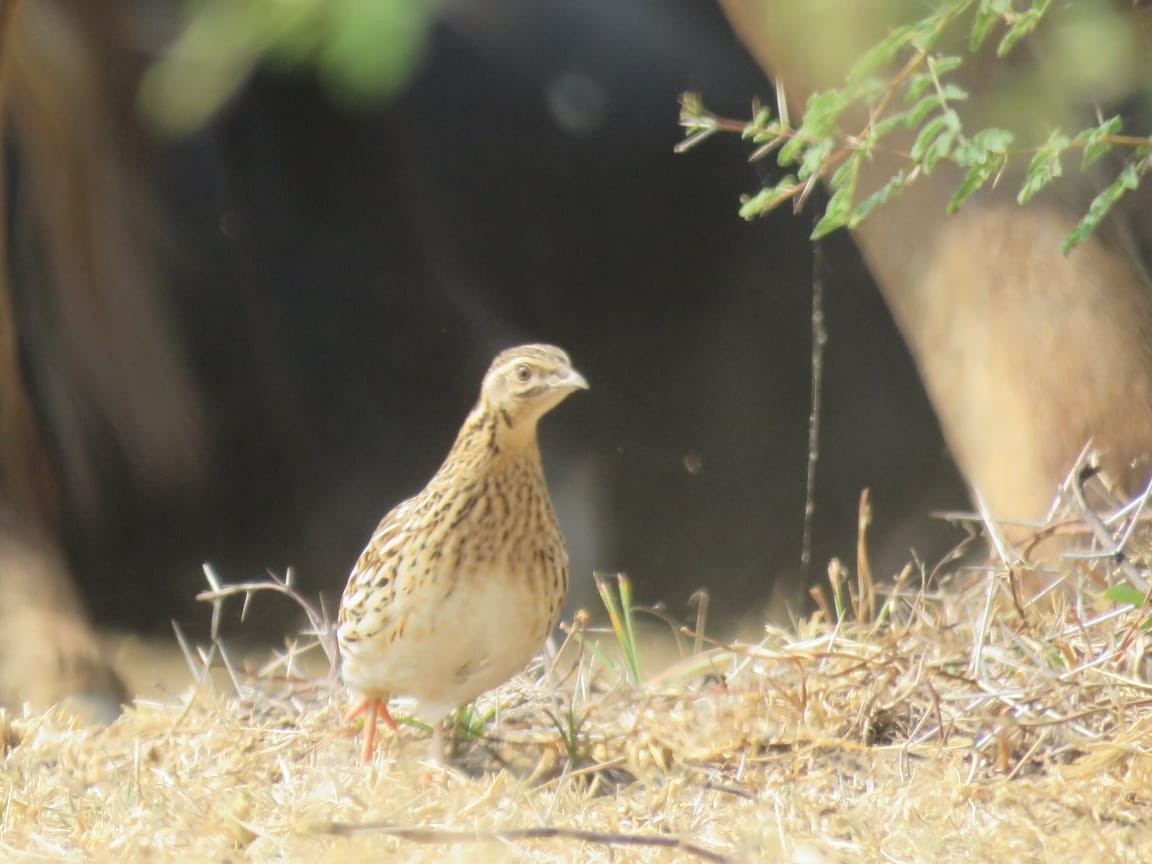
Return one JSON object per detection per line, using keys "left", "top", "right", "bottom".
{"left": 682, "top": 0, "right": 1152, "bottom": 252}
{"left": 140, "top": 0, "right": 438, "bottom": 135}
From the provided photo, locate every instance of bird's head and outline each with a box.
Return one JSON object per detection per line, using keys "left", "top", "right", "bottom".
{"left": 478, "top": 344, "right": 588, "bottom": 430}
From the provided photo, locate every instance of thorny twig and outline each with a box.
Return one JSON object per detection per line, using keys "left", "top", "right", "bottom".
{"left": 196, "top": 564, "right": 339, "bottom": 672}
{"left": 1064, "top": 452, "right": 1151, "bottom": 592}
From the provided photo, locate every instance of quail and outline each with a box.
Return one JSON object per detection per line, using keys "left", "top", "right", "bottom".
{"left": 337, "top": 344, "right": 587, "bottom": 763}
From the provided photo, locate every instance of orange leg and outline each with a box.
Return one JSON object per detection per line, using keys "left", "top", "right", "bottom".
{"left": 345, "top": 696, "right": 399, "bottom": 764}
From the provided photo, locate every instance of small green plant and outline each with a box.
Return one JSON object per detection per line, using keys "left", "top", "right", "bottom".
{"left": 451, "top": 699, "right": 496, "bottom": 744}
{"left": 543, "top": 703, "right": 591, "bottom": 767}
{"left": 828, "top": 559, "right": 849, "bottom": 623}
{"left": 594, "top": 572, "right": 643, "bottom": 686}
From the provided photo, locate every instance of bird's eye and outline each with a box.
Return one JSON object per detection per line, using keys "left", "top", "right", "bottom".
{"left": 515, "top": 364, "right": 532, "bottom": 383}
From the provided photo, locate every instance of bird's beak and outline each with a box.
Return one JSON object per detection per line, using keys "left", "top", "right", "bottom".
{"left": 559, "top": 368, "right": 589, "bottom": 391}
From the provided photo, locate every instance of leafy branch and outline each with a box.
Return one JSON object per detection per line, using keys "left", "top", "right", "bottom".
{"left": 679, "top": 0, "right": 1152, "bottom": 252}
{"left": 141, "top": 0, "right": 438, "bottom": 135}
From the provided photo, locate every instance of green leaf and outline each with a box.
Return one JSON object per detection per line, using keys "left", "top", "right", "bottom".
{"left": 1074, "top": 115, "right": 1123, "bottom": 170}
{"left": 813, "top": 154, "right": 862, "bottom": 238}
{"left": 1104, "top": 583, "right": 1149, "bottom": 608}
{"left": 803, "top": 88, "right": 853, "bottom": 138}
{"left": 1062, "top": 161, "right": 1145, "bottom": 254}
{"left": 812, "top": 184, "right": 854, "bottom": 239}
{"left": 680, "top": 91, "right": 703, "bottom": 117}
{"left": 911, "top": 114, "right": 952, "bottom": 160}
{"left": 948, "top": 155, "right": 1004, "bottom": 211}
{"left": 872, "top": 111, "right": 916, "bottom": 139}
{"left": 848, "top": 170, "right": 908, "bottom": 228}
{"left": 929, "top": 55, "right": 963, "bottom": 76}
{"left": 912, "top": 110, "right": 961, "bottom": 171}
{"left": 973, "top": 127, "right": 1015, "bottom": 154}
{"left": 951, "top": 127, "right": 1014, "bottom": 167}
{"left": 945, "top": 128, "right": 1013, "bottom": 208}
{"left": 970, "top": 0, "right": 1010, "bottom": 50}
{"left": 1018, "top": 130, "right": 1070, "bottom": 204}
{"left": 854, "top": 76, "right": 891, "bottom": 106}
{"left": 907, "top": 93, "right": 945, "bottom": 127}
{"left": 778, "top": 133, "right": 807, "bottom": 166}
{"left": 316, "top": 0, "right": 434, "bottom": 105}
{"left": 830, "top": 154, "right": 860, "bottom": 190}
{"left": 849, "top": 23, "right": 915, "bottom": 81}
{"left": 998, "top": 0, "right": 1052, "bottom": 57}
{"left": 905, "top": 72, "right": 936, "bottom": 104}
{"left": 140, "top": 1, "right": 284, "bottom": 135}
{"left": 923, "top": 128, "right": 957, "bottom": 172}
{"left": 739, "top": 175, "right": 798, "bottom": 220}
{"left": 141, "top": 0, "right": 437, "bottom": 134}
{"left": 908, "top": 10, "right": 950, "bottom": 52}
{"left": 797, "top": 139, "right": 835, "bottom": 181}
{"left": 742, "top": 103, "right": 773, "bottom": 138}
{"left": 937, "top": 83, "right": 969, "bottom": 103}
{"left": 745, "top": 120, "right": 786, "bottom": 146}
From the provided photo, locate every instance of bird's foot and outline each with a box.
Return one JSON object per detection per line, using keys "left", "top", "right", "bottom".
{"left": 345, "top": 696, "right": 398, "bottom": 763}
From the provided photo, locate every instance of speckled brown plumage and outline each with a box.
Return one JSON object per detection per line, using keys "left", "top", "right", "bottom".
{"left": 337, "top": 344, "right": 587, "bottom": 763}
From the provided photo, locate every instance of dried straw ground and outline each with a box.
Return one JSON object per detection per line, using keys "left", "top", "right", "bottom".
{"left": 5, "top": 472, "right": 1152, "bottom": 863}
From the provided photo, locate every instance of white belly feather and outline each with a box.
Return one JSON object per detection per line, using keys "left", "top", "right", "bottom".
{"left": 339, "top": 559, "right": 553, "bottom": 724}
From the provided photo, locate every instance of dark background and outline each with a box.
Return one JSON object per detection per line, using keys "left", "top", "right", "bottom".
{"left": 47, "top": 0, "right": 968, "bottom": 635}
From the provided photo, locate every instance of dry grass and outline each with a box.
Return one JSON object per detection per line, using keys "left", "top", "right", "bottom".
{"left": 6, "top": 467, "right": 1152, "bottom": 862}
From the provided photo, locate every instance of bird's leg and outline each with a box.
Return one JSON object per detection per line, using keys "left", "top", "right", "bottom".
{"left": 345, "top": 696, "right": 398, "bottom": 764}
{"left": 429, "top": 718, "right": 447, "bottom": 768}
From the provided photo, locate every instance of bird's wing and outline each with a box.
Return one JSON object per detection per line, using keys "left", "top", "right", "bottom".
{"left": 337, "top": 497, "right": 419, "bottom": 642}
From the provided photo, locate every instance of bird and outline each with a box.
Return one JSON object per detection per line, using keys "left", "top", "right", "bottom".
{"left": 337, "top": 344, "right": 588, "bottom": 764}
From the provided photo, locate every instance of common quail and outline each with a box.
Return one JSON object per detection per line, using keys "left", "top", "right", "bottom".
{"left": 337, "top": 344, "right": 587, "bottom": 763}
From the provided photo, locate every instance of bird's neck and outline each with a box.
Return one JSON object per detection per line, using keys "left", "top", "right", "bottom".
{"left": 450, "top": 402, "right": 542, "bottom": 467}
